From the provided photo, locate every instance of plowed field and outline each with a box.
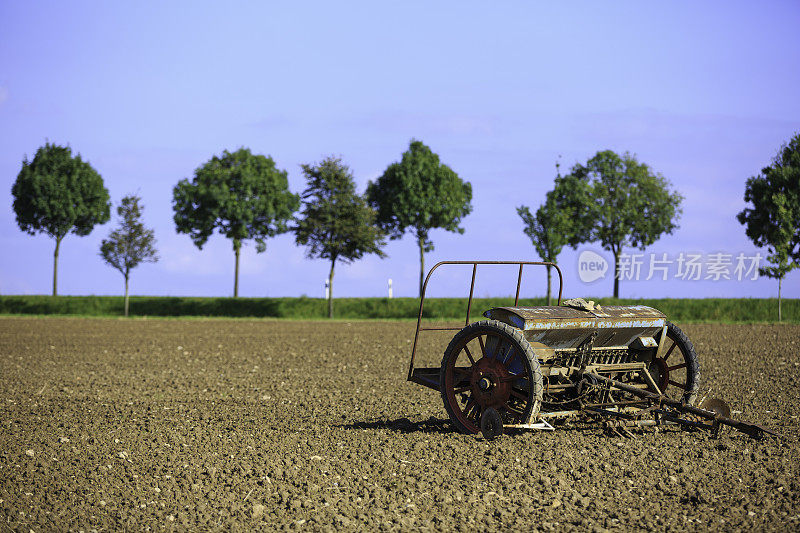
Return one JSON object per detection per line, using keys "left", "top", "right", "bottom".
{"left": 1, "top": 318, "right": 798, "bottom": 531}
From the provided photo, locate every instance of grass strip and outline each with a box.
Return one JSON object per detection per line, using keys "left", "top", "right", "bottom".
{"left": 0, "top": 295, "right": 796, "bottom": 323}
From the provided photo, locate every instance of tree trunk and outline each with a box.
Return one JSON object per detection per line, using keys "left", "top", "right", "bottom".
{"left": 418, "top": 236, "right": 425, "bottom": 298}
{"left": 778, "top": 277, "right": 782, "bottom": 323}
{"left": 545, "top": 265, "right": 552, "bottom": 305}
{"left": 52, "top": 236, "right": 62, "bottom": 297}
{"left": 613, "top": 250, "right": 620, "bottom": 299}
{"left": 328, "top": 259, "right": 335, "bottom": 319}
{"left": 124, "top": 274, "right": 130, "bottom": 318}
{"left": 233, "top": 239, "right": 241, "bottom": 298}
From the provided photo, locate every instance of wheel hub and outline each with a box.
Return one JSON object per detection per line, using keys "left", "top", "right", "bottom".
{"left": 471, "top": 358, "right": 512, "bottom": 409}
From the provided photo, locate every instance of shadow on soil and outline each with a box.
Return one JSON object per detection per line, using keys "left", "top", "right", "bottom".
{"left": 340, "top": 416, "right": 457, "bottom": 434}
{"left": 341, "top": 416, "right": 615, "bottom": 438}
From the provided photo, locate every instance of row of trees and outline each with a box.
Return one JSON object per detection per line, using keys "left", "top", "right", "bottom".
{"left": 170, "top": 140, "right": 473, "bottom": 318}
{"left": 11, "top": 135, "right": 799, "bottom": 318}
{"left": 518, "top": 133, "right": 800, "bottom": 320}
{"left": 11, "top": 143, "right": 160, "bottom": 316}
{"left": 11, "top": 141, "right": 473, "bottom": 317}
{"left": 518, "top": 151, "right": 684, "bottom": 302}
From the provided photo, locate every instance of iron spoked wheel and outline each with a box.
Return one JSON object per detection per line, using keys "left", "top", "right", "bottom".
{"left": 439, "top": 320, "right": 543, "bottom": 434}
{"left": 649, "top": 321, "right": 700, "bottom": 404}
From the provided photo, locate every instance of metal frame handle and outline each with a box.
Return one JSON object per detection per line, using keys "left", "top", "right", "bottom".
{"left": 407, "top": 260, "right": 563, "bottom": 381}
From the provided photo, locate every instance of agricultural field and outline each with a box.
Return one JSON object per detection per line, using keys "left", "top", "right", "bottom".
{"left": 1, "top": 317, "right": 799, "bottom": 531}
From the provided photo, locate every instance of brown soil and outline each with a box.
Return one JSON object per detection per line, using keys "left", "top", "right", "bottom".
{"left": 1, "top": 318, "right": 798, "bottom": 531}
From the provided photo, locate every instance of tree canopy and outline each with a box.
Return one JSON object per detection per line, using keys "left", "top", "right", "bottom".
{"left": 295, "top": 156, "right": 386, "bottom": 318}
{"left": 366, "top": 140, "right": 472, "bottom": 296}
{"left": 737, "top": 132, "right": 800, "bottom": 321}
{"left": 172, "top": 148, "right": 299, "bottom": 297}
{"left": 553, "top": 150, "right": 683, "bottom": 297}
{"left": 12, "top": 142, "right": 110, "bottom": 295}
{"left": 100, "top": 195, "right": 158, "bottom": 317}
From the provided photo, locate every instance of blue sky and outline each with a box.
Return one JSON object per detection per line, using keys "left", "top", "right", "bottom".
{"left": 1, "top": 1, "right": 798, "bottom": 299}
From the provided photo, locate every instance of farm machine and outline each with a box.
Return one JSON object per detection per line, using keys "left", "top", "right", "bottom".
{"left": 407, "top": 261, "right": 774, "bottom": 440}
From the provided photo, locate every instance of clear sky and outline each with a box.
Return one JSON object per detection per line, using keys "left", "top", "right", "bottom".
{"left": 1, "top": 1, "right": 799, "bottom": 299}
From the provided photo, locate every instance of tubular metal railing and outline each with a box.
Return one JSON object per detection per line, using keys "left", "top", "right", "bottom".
{"left": 407, "top": 260, "right": 563, "bottom": 381}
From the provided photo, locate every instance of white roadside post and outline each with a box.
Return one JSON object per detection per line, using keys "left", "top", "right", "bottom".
{"left": 388, "top": 278, "right": 393, "bottom": 299}
{"left": 324, "top": 280, "right": 329, "bottom": 300}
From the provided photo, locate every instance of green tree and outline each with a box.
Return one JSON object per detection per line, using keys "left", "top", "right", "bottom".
{"left": 100, "top": 195, "right": 159, "bottom": 317}
{"left": 517, "top": 162, "right": 578, "bottom": 304}
{"left": 172, "top": 148, "right": 299, "bottom": 297}
{"left": 295, "top": 156, "right": 386, "bottom": 318}
{"left": 367, "top": 140, "right": 472, "bottom": 297}
{"left": 737, "top": 133, "right": 800, "bottom": 322}
{"left": 11, "top": 142, "right": 111, "bottom": 296}
{"left": 554, "top": 150, "right": 683, "bottom": 298}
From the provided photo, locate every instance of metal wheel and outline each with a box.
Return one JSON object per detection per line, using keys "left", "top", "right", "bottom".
{"left": 439, "top": 320, "right": 543, "bottom": 434}
{"left": 649, "top": 321, "right": 700, "bottom": 404}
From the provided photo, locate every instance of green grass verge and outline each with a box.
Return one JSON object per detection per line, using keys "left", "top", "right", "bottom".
{"left": 0, "top": 295, "right": 797, "bottom": 323}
